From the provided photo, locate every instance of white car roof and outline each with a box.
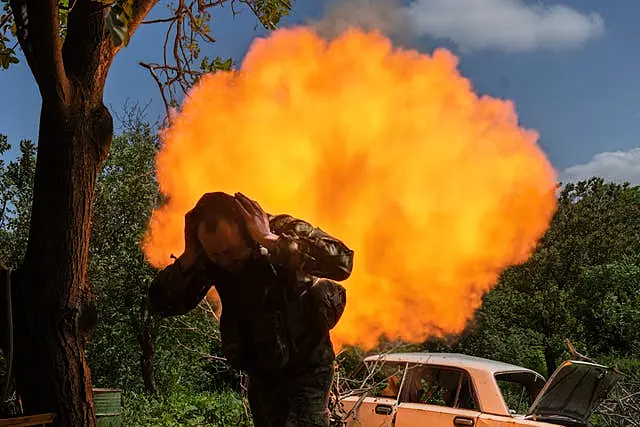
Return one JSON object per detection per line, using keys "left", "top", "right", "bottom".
{"left": 363, "top": 352, "right": 541, "bottom": 376}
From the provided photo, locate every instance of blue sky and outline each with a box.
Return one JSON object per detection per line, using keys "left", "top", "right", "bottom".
{"left": 1, "top": 0, "right": 639, "bottom": 182}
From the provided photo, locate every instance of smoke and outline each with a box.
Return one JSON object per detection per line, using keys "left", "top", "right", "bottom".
{"left": 309, "top": 0, "right": 604, "bottom": 52}
{"left": 309, "top": 0, "right": 412, "bottom": 44}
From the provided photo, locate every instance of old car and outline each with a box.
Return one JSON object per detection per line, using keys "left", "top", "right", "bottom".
{"left": 334, "top": 352, "right": 617, "bottom": 427}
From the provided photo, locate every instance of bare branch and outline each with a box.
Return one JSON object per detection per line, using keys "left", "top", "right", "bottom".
{"left": 125, "top": 0, "right": 162, "bottom": 42}
{"left": 199, "top": 297, "right": 220, "bottom": 322}
{"left": 0, "top": 13, "right": 11, "bottom": 29}
{"left": 140, "top": 62, "right": 172, "bottom": 123}
{"left": 329, "top": 344, "right": 412, "bottom": 424}
{"left": 162, "top": 17, "right": 174, "bottom": 68}
{"left": 137, "top": 0, "right": 291, "bottom": 121}
{"left": 199, "top": 0, "right": 227, "bottom": 7}
{"left": 594, "top": 370, "right": 640, "bottom": 426}
{"left": 175, "top": 338, "right": 228, "bottom": 363}
{"left": 183, "top": 7, "right": 216, "bottom": 43}
{"left": 173, "top": 0, "right": 183, "bottom": 77}
{"left": 239, "top": 0, "right": 265, "bottom": 28}
{"left": 141, "top": 16, "right": 178, "bottom": 25}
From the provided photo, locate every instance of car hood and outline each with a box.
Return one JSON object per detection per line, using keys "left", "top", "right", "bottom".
{"left": 526, "top": 360, "right": 617, "bottom": 423}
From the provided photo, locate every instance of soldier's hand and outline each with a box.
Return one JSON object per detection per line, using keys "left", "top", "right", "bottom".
{"left": 234, "top": 192, "right": 277, "bottom": 244}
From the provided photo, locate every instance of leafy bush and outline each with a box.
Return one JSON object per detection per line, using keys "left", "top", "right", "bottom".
{"left": 123, "top": 388, "right": 251, "bottom": 426}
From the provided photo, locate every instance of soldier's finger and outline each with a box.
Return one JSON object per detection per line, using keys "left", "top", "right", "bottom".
{"left": 235, "top": 193, "right": 258, "bottom": 215}
{"left": 238, "top": 192, "right": 265, "bottom": 215}
{"left": 234, "top": 195, "right": 254, "bottom": 219}
{"left": 249, "top": 198, "right": 265, "bottom": 215}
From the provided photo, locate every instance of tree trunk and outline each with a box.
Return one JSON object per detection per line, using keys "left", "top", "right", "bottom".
{"left": 138, "top": 296, "right": 158, "bottom": 395}
{"left": 9, "top": 97, "right": 112, "bottom": 426}
{"left": 2, "top": 0, "right": 156, "bottom": 424}
{"left": 544, "top": 344, "right": 557, "bottom": 378}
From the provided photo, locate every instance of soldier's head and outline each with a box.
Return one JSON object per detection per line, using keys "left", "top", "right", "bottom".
{"left": 190, "top": 192, "right": 254, "bottom": 271}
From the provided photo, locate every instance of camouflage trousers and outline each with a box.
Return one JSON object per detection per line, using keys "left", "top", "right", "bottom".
{"left": 248, "top": 364, "right": 334, "bottom": 427}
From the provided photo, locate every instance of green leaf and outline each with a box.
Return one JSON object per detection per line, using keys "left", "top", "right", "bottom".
{"left": 58, "top": 0, "right": 69, "bottom": 32}
{"left": 0, "top": 2, "right": 18, "bottom": 69}
{"left": 251, "top": 0, "right": 292, "bottom": 29}
{"left": 199, "top": 56, "right": 233, "bottom": 74}
{"left": 106, "top": 1, "right": 133, "bottom": 47}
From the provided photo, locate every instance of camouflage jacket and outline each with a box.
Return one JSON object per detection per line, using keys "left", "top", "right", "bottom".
{"left": 147, "top": 214, "right": 354, "bottom": 375}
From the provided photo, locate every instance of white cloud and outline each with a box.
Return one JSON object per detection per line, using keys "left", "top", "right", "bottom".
{"left": 560, "top": 149, "right": 640, "bottom": 185}
{"left": 406, "top": 0, "right": 604, "bottom": 52}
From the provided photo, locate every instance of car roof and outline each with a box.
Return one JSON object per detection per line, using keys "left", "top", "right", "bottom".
{"left": 362, "top": 352, "right": 541, "bottom": 376}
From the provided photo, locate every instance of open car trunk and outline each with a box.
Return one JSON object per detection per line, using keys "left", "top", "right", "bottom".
{"left": 524, "top": 360, "right": 618, "bottom": 425}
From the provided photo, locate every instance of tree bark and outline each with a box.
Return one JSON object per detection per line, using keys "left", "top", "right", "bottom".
{"left": 9, "top": 97, "right": 112, "bottom": 426}
{"left": 138, "top": 295, "right": 158, "bottom": 395}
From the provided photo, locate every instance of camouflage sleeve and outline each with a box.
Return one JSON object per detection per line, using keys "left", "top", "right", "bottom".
{"left": 147, "top": 256, "right": 213, "bottom": 317}
{"left": 268, "top": 214, "right": 354, "bottom": 281}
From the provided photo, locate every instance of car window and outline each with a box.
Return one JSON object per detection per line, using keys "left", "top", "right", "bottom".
{"left": 348, "top": 361, "right": 407, "bottom": 399}
{"left": 494, "top": 371, "right": 545, "bottom": 416}
{"left": 401, "top": 364, "right": 478, "bottom": 410}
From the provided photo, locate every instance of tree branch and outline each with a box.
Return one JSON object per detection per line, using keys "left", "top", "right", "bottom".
{"left": 141, "top": 16, "right": 178, "bottom": 25}
{"left": 139, "top": 62, "right": 172, "bottom": 123}
{"left": 61, "top": 0, "right": 159, "bottom": 99}
{"left": 0, "top": 13, "right": 11, "bottom": 29}
{"left": 7, "top": 0, "right": 70, "bottom": 104}
{"left": 136, "top": 0, "right": 231, "bottom": 122}
{"left": 113, "top": 0, "right": 161, "bottom": 55}
{"left": 137, "top": 0, "right": 292, "bottom": 122}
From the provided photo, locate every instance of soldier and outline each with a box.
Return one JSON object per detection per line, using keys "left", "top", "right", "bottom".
{"left": 146, "top": 191, "right": 354, "bottom": 427}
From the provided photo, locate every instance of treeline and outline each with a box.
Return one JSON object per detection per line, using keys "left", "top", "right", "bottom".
{"left": 0, "top": 109, "right": 638, "bottom": 425}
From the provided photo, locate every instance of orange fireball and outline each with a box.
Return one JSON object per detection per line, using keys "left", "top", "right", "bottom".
{"left": 142, "top": 27, "right": 557, "bottom": 349}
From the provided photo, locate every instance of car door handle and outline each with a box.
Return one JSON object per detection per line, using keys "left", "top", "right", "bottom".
{"left": 375, "top": 404, "right": 393, "bottom": 415}
{"left": 453, "top": 417, "right": 475, "bottom": 427}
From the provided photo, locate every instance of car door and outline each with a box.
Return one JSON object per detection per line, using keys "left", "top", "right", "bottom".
{"left": 340, "top": 360, "right": 408, "bottom": 427}
{"left": 394, "top": 364, "right": 481, "bottom": 427}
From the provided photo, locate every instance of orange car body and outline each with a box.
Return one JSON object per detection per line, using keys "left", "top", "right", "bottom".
{"left": 337, "top": 353, "right": 616, "bottom": 427}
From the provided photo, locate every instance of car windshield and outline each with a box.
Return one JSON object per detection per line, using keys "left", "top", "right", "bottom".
{"left": 495, "top": 371, "right": 546, "bottom": 416}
